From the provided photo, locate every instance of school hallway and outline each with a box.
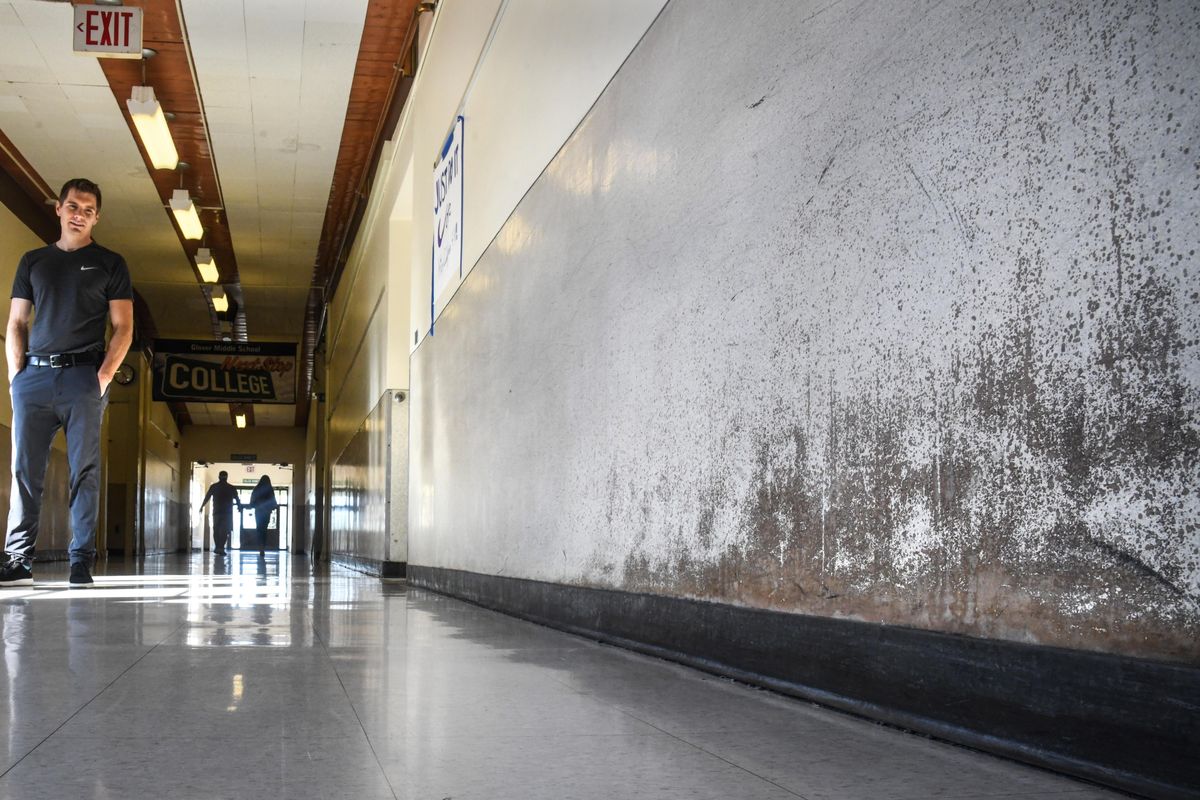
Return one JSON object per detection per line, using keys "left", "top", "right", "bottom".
{"left": 0, "top": 553, "right": 1127, "bottom": 800}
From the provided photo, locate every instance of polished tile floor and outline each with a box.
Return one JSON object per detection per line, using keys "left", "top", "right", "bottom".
{"left": 0, "top": 553, "right": 1129, "bottom": 799}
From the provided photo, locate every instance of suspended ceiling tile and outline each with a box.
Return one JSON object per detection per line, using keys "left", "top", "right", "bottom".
{"left": 187, "top": 403, "right": 231, "bottom": 425}
{"left": 182, "top": 0, "right": 366, "bottom": 345}
{"left": 239, "top": 286, "right": 308, "bottom": 336}
{"left": 304, "top": 0, "right": 360, "bottom": 25}
{"left": 252, "top": 403, "right": 298, "bottom": 426}
{"left": 186, "top": 0, "right": 244, "bottom": 37}
{"left": 203, "top": 104, "right": 250, "bottom": 126}
{"left": 248, "top": 75, "right": 301, "bottom": 99}
{"left": 259, "top": 209, "right": 291, "bottom": 228}
{"left": 300, "top": 24, "right": 360, "bottom": 55}
{"left": 13, "top": 5, "right": 106, "bottom": 88}
{"left": 14, "top": 80, "right": 67, "bottom": 102}
{"left": 291, "top": 210, "right": 324, "bottom": 229}
{"left": 0, "top": 20, "right": 47, "bottom": 80}
{"left": 61, "top": 82, "right": 114, "bottom": 107}
{"left": 201, "top": 86, "right": 251, "bottom": 108}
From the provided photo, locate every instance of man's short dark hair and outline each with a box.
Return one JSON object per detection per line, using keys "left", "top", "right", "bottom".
{"left": 58, "top": 178, "right": 102, "bottom": 211}
{"left": 218, "top": 470, "right": 229, "bottom": 481}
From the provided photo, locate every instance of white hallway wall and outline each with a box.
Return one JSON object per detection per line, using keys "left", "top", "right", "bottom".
{"left": 326, "top": 0, "right": 668, "bottom": 565}
{"left": 407, "top": 0, "right": 1200, "bottom": 663}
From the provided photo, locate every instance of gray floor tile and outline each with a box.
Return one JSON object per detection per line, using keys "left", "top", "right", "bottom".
{"left": 380, "top": 731, "right": 800, "bottom": 800}
{"left": 0, "top": 734, "right": 396, "bottom": 800}
{"left": 672, "top": 727, "right": 1129, "bottom": 799}
{"left": 0, "top": 553, "right": 1137, "bottom": 800}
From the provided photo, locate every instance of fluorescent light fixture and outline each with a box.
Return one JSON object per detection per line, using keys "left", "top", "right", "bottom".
{"left": 211, "top": 286, "right": 228, "bottom": 313}
{"left": 126, "top": 86, "right": 178, "bottom": 170}
{"left": 170, "top": 189, "right": 203, "bottom": 240}
{"left": 195, "top": 248, "right": 218, "bottom": 283}
{"left": 234, "top": 413, "right": 247, "bottom": 429}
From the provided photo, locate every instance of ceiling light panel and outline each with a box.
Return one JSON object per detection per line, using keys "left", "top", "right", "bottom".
{"left": 127, "top": 86, "right": 179, "bottom": 169}
{"left": 195, "top": 248, "right": 219, "bottom": 283}
{"left": 170, "top": 190, "right": 204, "bottom": 240}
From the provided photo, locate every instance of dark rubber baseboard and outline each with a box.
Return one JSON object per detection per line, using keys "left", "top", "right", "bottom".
{"left": 332, "top": 553, "right": 406, "bottom": 579}
{"left": 408, "top": 565, "right": 1198, "bottom": 800}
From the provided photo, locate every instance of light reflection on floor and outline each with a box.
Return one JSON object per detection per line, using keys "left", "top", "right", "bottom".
{"left": 0, "top": 553, "right": 292, "bottom": 605}
{"left": 0, "top": 552, "right": 301, "bottom": 646}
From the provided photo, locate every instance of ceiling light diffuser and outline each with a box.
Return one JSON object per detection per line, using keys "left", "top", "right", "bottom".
{"left": 234, "top": 413, "right": 247, "bottom": 429}
{"left": 126, "top": 86, "right": 178, "bottom": 170}
{"left": 195, "top": 248, "right": 219, "bottom": 283}
{"left": 170, "top": 189, "right": 203, "bottom": 240}
{"left": 211, "top": 286, "right": 228, "bottom": 313}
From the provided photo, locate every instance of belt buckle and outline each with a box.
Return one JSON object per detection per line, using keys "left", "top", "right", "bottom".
{"left": 49, "top": 354, "right": 68, "bottom": 368}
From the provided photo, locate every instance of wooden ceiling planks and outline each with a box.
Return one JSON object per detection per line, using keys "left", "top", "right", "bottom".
{"left": 87, "top": 0, "right": 236, "bottom": 427}
{"left": 317, "top": 0, "right": 420, "bottom": 285}
{"left": 95, "top": 0, "right": 241, "bottom": 295}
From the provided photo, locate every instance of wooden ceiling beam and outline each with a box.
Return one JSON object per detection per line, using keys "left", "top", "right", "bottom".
{"left": 91, "top": 0, "right": 243, "bottom": 428}
{"left": 296, "top": 0, "right": 426, "bottom": 427}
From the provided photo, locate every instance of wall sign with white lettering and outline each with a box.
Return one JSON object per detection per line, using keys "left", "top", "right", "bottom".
{"left": 151, "top": 339, "right": 297, "bottom": 404}
{"left": 432, "top": 115, "right": 464, "bottom": 324}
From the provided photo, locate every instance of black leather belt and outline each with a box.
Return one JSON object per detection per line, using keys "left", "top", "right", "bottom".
{"left": 26, "top": 351, "right": 104, "bottom": 368}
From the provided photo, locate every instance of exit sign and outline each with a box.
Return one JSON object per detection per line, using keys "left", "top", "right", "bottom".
{"left": 73, "top": 6, "right": 143, "bottom": 59}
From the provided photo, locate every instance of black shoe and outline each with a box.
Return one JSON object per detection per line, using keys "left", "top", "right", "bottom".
{"left": 68, "top": 562, "right": 94, "bottom": 587}
{"left": 0, "top": 558, "right": 33, "bottom": 587}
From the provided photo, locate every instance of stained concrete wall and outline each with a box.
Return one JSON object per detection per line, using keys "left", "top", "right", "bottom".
{"left": 410, "top": 0, "right": 1200, "bottom": 663}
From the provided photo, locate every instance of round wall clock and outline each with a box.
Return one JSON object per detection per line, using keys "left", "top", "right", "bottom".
{"left": 114, "top": 363, "right": 136, "bottom": 385}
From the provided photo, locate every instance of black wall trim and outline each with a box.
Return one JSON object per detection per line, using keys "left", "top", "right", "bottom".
{"left": 408, "top": 565, "right": 1198, "bottom": 800}
{"left": 332, "top": 553, "right": 405, "bottom": 579}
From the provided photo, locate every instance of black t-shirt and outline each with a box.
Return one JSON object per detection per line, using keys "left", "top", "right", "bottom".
{"left": 11, "top": 241, "right": 133, "bottom": 355}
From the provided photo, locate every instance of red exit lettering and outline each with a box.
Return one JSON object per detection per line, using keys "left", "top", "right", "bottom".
{"left": 82, "top": 9, "right": 134, "bottom": 48}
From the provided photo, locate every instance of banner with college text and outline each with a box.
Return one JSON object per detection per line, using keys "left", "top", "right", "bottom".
{"left": 152, "top": 339, "right": 297, "bottom": 404}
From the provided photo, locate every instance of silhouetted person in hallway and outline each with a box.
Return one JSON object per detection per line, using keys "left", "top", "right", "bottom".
{"left": 248, "top": 475, "right": 278, "bottom": 555}
{"left": 200, "top": 470, "right": 242, "bottom": 554}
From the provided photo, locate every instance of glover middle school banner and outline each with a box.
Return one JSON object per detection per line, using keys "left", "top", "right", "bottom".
{"left": 151, "top": 339, "right": 297, "bottom": 404}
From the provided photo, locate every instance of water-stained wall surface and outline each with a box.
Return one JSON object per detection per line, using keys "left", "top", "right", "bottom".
{"left": 410, "top": 0, "right": 1200, "bottom": 665}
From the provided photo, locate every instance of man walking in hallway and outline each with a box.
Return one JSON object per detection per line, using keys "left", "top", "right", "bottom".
{"left": 0, "top": 178, "right": 134, "bottom": 588}
{"left": 200, "top": 470, "right": 242, "bottom": 554}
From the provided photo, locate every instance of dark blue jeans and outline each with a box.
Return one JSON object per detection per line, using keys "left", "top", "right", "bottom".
{"left": 5, "top": 364, "right": 108, "bottom": 566}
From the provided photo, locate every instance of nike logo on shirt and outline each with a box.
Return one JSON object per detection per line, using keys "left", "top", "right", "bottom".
{"left": 80, "top": 266, "right": 98, "bottom": 271}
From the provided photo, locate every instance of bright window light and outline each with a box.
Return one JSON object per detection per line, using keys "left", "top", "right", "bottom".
{"left": 170, "top": 189, "right": 203, "bottom": 240}
{"left": 126, "top": 86, "right": 179, "bottom": 170}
